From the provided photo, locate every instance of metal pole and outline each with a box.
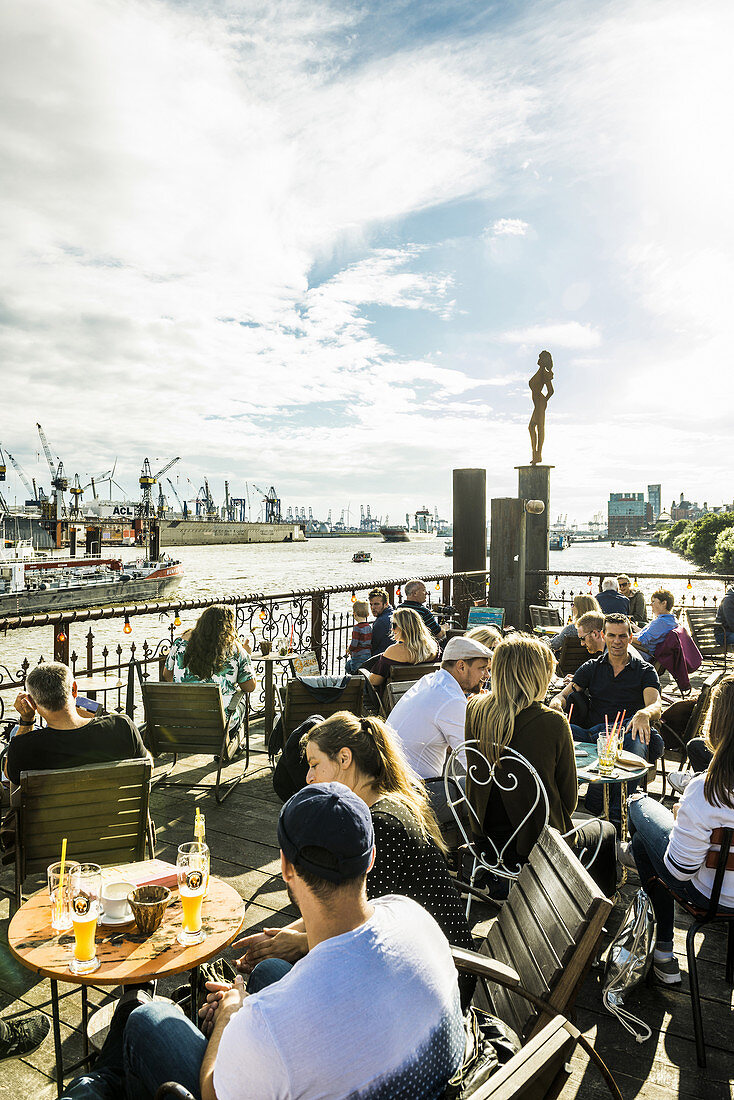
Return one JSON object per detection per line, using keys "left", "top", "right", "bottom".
{"left": 453, "top": 469, "right": 486, "bottom": 624}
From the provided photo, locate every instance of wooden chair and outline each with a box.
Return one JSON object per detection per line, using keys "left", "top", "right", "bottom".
{"left": 275, "top": 676, "right": 364, "bottom": 742}
{"left": 6, "top": 758, "right": 153, "bottom": 911}
{"left": 141, "top": 683, "right": 249, "bottom": 803}
{"left": 659, "top": 669, "right": 723, "bottom": 755}
{"left": 529, "top": 605, "right": 562, "bottom": 630}
{"left": 556, "top": 634, "right": 588, "bottom": 676}
{"left": 684, "top": 607, "right": 728, "bottom": 667}
{"left": 382, "top": 678, "right": 417, "bottom": 716}
{"left": 651, "top": 827, "right": 734, "bottom": 1067}
{"left": 360, "top": 662, "right": 440, "bottom": 718}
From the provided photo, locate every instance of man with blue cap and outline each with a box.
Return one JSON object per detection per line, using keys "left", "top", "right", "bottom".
{"left": 61, "top": 782, "right": 464, "bottom": 1100}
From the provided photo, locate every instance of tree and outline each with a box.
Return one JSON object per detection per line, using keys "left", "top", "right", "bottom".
{"left": 712, "top": 526, "right": 734, "bottom": 574}
{"left": 686, "top": 512, "right": 734, "bottom": 566}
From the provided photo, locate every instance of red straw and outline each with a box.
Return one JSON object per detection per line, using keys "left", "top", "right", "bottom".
{"left": 605, "top": 716, "right": 609, "bottom": 736}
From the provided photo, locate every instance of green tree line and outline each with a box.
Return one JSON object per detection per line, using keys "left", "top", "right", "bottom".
{"left": 656, "top": 512, "right": 734, "bottom": 572}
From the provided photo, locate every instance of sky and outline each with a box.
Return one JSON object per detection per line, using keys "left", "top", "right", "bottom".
{"left": 1, "top": 0, "right": 732, "bottom": 527}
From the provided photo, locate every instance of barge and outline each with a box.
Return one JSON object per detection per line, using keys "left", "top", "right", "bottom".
{"left": 0, "top": 555, "right": 183, "bottom": 615}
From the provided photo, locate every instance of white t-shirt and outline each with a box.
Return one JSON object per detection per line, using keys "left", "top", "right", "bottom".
{"left": 664, "top": 773, "right": 734, "bottom": 908}
{"left": 388, "top": 669, "right": 467, "bottom": 779}
{"left": 213, "top": 895, "right": 464, "bottom": 1100}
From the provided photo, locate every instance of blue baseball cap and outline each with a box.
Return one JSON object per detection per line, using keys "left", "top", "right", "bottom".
{"left": 277, "top": 782, "right": 374, "bottom": 884}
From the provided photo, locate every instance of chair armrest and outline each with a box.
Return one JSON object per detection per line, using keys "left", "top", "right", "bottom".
{"left": 358, "top": 669, "right": 382, "bottom": 714}
{"left": 462, "top": 1016, "right": 576, "bottom": 1100}
{"left": 451, "top": 946, "right": 521, "bottom": 988}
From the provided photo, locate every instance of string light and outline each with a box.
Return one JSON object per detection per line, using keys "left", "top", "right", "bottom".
{"left": 174, "top": 611, "right": 181, "bottom": 627}
{"left": 123, "top": 615, "right": 132, "bottom": 635}
{"left": 554, "top": 576, "right": 559, "bottom": 586}
{"left": 587, "top": 576, "right": 592, "bottom": 588}
{"left": 396, "top": 586, "right": 401, "bottom": 599}
{"left": 633, "top": 576, "right": 639, "bottom": 587}
{"left": 435, "top": 582, "right": 440, "bottom": 591}
{"left": 56, "top": 629, "right": 66, "bottom": 644}
{"left": 351, "top": 591, "right": 356, "bottom": 603}
{"left": 259, "top": 609, "right": 267, "bottom": 622}
{"left": 687, "top": 578, "right": 693, "bottom": 590}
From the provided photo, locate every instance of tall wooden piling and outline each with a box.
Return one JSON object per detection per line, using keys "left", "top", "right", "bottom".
{"left": 517, "top": 464, "right": 552, "bottom": 616}
{"left": 453, "top": 469, "right": 486, "bottom": 623}
{"left": 489, "top": 498, "right": 526, "bottom": 629}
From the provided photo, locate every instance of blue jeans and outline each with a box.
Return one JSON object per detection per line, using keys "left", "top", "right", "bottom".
{"left": 713, "top": 625, "right": 734, "bottom": 646}
{"left": 61, "top": 962, "right": 291, "bottom": 1099}
{"left": 572, "top": 722, "right": 664, "bottom": 824}
{"left": 627, "top": 794, "right": 734, "bottom": 949}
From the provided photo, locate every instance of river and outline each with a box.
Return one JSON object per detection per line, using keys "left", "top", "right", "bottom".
{"left": 0, "top": 538, "right": 723, "bottom": 692}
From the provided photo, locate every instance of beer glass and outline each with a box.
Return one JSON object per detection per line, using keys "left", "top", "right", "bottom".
{"left": 48, "top": 860, "right": 81, "bottom": 932}
{"left": 69, "top": 863, "right": 102, "bottom": 974}
{"left": 177, "top": 841, "right": 209, "bottom": 946}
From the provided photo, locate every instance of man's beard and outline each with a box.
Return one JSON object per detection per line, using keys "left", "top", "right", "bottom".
{"left": 286, "top": 881, "right": 301, "bottom": 915}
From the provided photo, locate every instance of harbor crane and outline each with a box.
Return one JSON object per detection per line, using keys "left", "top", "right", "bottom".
{"left": 252, "top": 484, "right": 281, "bottom": 524}
{"left": 139, "top": 456, "right": 179, "bottom": 516}
{"left": 166, "top": 478, "right": 188, "bottom": 518}
{"left": 6, "top": 449, "right": 43, "bottom": 506}
{"left": 36, "top": 422, "right": 68, "bottom": 518}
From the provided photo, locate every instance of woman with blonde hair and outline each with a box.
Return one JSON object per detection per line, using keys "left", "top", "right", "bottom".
{"left": 236, "top": 711, "right": 476, "bottom": 1004}
{"left": 465, "top": 632, "right": 616, "bottom": 895}
{"left": 368, "top": 605, "right": 440, "bottom": 692}
{"left": 629, "top": 673, "right": 734, "bottom": 984}
{"left": 548, "top": 594, "right": 601, "bottom": 652}
{"left": 163, "top": 605, "right": 255, "bottom": 730}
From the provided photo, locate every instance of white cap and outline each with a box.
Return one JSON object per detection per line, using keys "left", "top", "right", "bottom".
{"left": 442, "top": 636, "right": 492, "bottom": 661}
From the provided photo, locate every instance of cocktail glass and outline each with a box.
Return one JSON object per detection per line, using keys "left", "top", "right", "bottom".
{"left": 48, "top": 860, "right": 81, "bottom": 932}
{"left": 69, "top": 863, "right": 102, "bottom": 974}
{"left": 177, "top": 842, "right": 209, "bottom": 946}
{"left": 596, "top": 735, "right": 615, "bottom": 777}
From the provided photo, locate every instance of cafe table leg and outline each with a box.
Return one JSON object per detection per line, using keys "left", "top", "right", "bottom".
{"left": 264, "top": 662, "right": 274, "bottom": 746}
{"left": 50, "top": 979, "right": 64, "bottom": 1097}
{"left": 81, "top": 984, "right": 89, "bottom": 1060}
{"left": 602, "top": 782, "right": 610, "bottom": 822}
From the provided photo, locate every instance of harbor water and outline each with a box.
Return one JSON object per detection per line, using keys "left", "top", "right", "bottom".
{"left": 0, "top": 538, "right": 724, "bottom": 698}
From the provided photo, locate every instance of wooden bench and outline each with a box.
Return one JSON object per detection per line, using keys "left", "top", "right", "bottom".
{"left": 556, "top": 634, "right": 588, "bottom": 676}
{"left": 361, "top": 661, "right": 440, "bottom": 718}
{"left": 469, "top": 826, "right": 612, "bottom": 1041}
{"left": 141, "top": 682, "right": 249, "bottom": 803}
{"left": 5, "top": 758, "right": 153, "bottom": 911}
{"left": 685, "top": 607, "right": 728, "bottom": 667}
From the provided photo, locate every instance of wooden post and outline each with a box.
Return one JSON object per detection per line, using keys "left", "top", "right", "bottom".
{"left": 69, "top": 526, "right": 78, "bottom": 557}
{"left": 86, "top": 526, "right": 102, "bottom": 556}
{"left": 149, "top": 520, "right": 160, "bottom": 561}
{"left": 517, "top": 464, "right": 552, "bottom": 621}
{"left": 453, "top": 469, "right": 486, "bottom": 624}
{"left": 489, "top": 498, "right": 526, "bottom": 629}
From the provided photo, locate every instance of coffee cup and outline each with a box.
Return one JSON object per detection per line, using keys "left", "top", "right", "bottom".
{"left": 101, "top": 880, "right": 134, "bottom": 920}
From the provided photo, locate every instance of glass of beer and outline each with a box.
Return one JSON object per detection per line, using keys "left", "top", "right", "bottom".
{"left": 69, "top": 864, "right": 102, "bottom": 974}
{"left": 48, "top": 860, "right": 81, "bottom": 932}
{"left": 177, "top": 842, "right": 209, "bottom": 946}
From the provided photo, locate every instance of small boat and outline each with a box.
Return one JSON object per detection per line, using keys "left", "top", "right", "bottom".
{"left": 444, "top": 541, "right": 453, "bottom": 557}
{"left": 352, "top": 550, "right": 372, "bottom": 563}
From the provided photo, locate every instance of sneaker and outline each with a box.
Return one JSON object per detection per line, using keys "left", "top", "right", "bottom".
{"left": 617, "top": 840, "right": 637, "bottom": 869}
{"left": 0, "top": 1014, "right": 51, "bottom": 1063}
{"left": 668, "top": 771, "right": 693, "bottom": 795}
{"left": 653, "top": 955, "right": 682, "bottom": 984}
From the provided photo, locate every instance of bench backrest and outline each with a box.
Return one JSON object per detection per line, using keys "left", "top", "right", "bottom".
{"left": 684, "top": 669, "right": 724, "bottom": 743}
{"left": 383, "top": 679, "right": 417, "bottom": 715}
{"left": 283, "top": 677, "right": 364, "bottom": 740}
{"left": 529, "top": 605, "right": 562, "bottom": 629}
{"left": 685, "top": 608, "right": 725, "bottom": 657}
{"left": 388, "top": 662, "right": 440, "bottom": 683}
{"left": 18, "top": 758, "right": 152, "bottom": 882}
{"left": 556, "top": 634, "right": 588, "bottom": 676}
{"left": 141, "top": 683, "right": 227, "bottom": 755}
{"left": 474, "top": 826, "right": 611, "bottom": 1039}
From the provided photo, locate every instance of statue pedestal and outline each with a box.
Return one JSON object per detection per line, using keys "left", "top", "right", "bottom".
{"left": 516, "top": 465, "right": 553, "bottom": 612}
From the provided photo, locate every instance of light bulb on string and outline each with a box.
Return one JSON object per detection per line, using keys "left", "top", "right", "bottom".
{"left": 587, "top": 576, "right": 592, "bottom": 588}
{"left": 554, "top": 576, "right": 559, "bottom": 586}
{"left": 57, "top": 629, "right": 66, "bottom": 644}
{"left": 633, "top": 577, "right": 638, "bottom": 587}
{"left": 123, "top": 616, "right": 132, "bottom": 635}
{"left": 687, "top": 578, "right": 693, "bottom": 590}
{"left": 351, "top": 591, "right": 356, "bottom": 604}
{"left": 435, "top": 582, "right": 440, "bottom": 592}
{"left": 174, "top": 611, "right": 181, "bottom": 627}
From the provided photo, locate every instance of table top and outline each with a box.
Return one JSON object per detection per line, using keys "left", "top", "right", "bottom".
{"left": 8, "top": 875, "right": 245, "bottom": 987}
{"left": 74, "top": 674, "right": 124, "bottom": 692}
{"left": 574, "top": 744, "right": 652, "bottom": 785}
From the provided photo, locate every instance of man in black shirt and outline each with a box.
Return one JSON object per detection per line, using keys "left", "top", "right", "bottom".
{"left": 402, "top": 579, "right": 445, "bottom": 643}
{"left": 368, "top": 588, "right": 395, "bottom": 656}
{"left": 5, "top": 662, "right": 148, "bottom": 786}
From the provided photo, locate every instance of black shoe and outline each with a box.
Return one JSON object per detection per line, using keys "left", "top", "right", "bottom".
{"left": 0, "top": 1014, "right": 51, "bottom": 1063}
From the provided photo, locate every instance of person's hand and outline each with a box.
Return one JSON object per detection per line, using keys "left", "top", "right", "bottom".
{"left": 628, "top": 711, "right": 651, "bottom": 746}
{"left": 13, "top": 693, "right": 36, "bottom": 723}
{"left": 672, "top": 802, "right": 680, "bottom": 820}
{"left": 243, "top": 637, "right": 253, "bottom": 655}
{"left": 198, "top": 977, "right": 245, "bottom": 1037}
{"left": 233, "top": 927, "right": 308, "bottom": 973}
{"left": 549, "top": 694, "right": 566, "bottom": 712}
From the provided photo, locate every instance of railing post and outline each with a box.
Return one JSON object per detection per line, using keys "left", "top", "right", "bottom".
{"left": 53, "top": 622, "right": 70, "bottom": 665}
{"left": 311, "top": 593, "right": 324, "bottom": 671}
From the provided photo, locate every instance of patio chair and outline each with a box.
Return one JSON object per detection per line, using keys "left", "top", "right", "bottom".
{"left": 4, "top": 757, "right": 153, "bottom": 911}
{"left": 685, "top": 607, "right": 728, "bottom": 668}
{"left": 651, "top": 826, "right": 734, "bottom": 1067}
{"left": 529, "top": 605, "right": 562, "bottom": 631}
{"left": 659, "top": 669, "right": 722, "bottom": 757}
{"left": 141, "top": 682, "right": 249, "bottom": 803}
{"left": 360, "top": 662, "right": 440, "bottom": 718}
{"left": 556, "top": 634, "right": 588, "bottom": 676}
{"left": 275, "top": 675, "right": 364, "bottom": 742}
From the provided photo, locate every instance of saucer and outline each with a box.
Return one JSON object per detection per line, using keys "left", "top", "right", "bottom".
{"left": 99, "top": 907, "right": 134, "bottom": 927}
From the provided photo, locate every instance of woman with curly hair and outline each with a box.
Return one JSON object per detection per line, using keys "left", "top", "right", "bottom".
{"left": 235, "top": 711, "right": 476, "bottom": 1005}
{"left": 163, "top": 605, "right": 255, "bottom": 729}
{"left": 368, "top": 606, "right": 440, "bottom": 693}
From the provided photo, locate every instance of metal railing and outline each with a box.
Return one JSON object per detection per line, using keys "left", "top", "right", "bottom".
{"left": 526, "top": 569, "right": 733, "bottom": 622}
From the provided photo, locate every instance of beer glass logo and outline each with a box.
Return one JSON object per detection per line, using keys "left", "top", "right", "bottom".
{"left": 186, "top": 870, "right": 203, "bottom": 892}
{"left": 73, "top": 895, "right": 91, "bottom": 916}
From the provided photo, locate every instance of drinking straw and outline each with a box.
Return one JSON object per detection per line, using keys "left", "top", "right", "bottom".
{"left": 56, "top": 837, "right": 67, "bottom": 924}
{"left": 289, "top": 624, "right": 294, "bottom": 650}
{"left": 567, "top": 703, "right": 573, "bottom": 724}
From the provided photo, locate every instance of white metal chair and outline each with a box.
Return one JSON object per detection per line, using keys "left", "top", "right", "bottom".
{"left": 445, "top": 739, "right": 605, "bottom": 916}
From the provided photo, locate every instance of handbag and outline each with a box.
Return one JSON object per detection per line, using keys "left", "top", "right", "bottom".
{"left": 445, "top": 1007, "right": 521, "bottom": 1099}
{"left": 602, "top": 887, "right": 655, "bottom": 1042}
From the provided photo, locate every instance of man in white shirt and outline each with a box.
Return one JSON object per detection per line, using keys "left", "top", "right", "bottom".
{"left": 388, "top": 635, "right": 491, "bottom": 820}
{"left": 61, "top": 783, "right": 465, "bottom": 1100}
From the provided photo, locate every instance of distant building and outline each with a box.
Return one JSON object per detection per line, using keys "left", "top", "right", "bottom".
{"left": 608, "top": 492, "right": 649, "bottom": 538}
{"left": 647, "top": 484, "right": 661, "bottom": 522}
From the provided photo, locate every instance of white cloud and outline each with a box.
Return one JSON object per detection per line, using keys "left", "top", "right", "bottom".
{"left": 488, "top": 219, "right": 529, "bottom": 237}
{"left": 500, "top": 323, "right": 602, "bottom": 350}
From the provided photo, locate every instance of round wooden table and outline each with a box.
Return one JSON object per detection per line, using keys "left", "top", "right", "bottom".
{"left": 9, "top": 875, "right": 245, "bottom": 1095}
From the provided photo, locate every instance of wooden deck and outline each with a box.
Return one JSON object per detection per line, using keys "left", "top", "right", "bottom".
{"left": 1, "top": 716, "right": 732, "bottom": 1099}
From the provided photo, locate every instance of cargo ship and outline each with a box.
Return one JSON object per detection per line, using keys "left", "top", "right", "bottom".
{"left": 158, "top": 519, "right": 305, "bottom": 547}
{"left": 0, "top": 553, "right": 183, "bottom": 616}
{"left": 380, "top": 507, "right": 437, "bottom": 543}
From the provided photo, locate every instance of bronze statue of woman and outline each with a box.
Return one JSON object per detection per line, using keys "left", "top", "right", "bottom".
{"left": 528, "top": 350, "right": 554, "bottom": 465}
